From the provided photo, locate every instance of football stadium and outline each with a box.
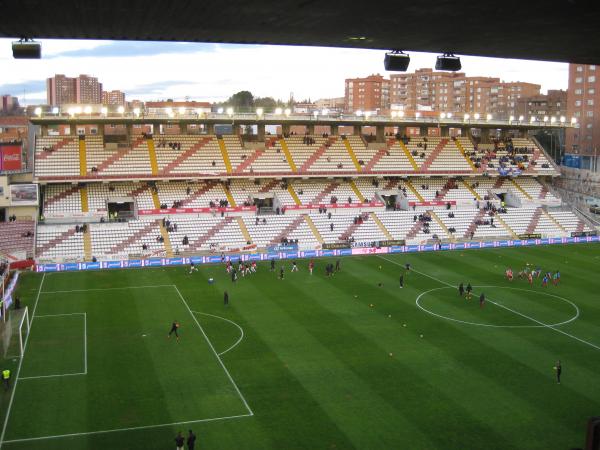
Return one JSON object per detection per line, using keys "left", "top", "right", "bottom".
{"left": 1, "top": 2, "right": 600, "bottom": 449}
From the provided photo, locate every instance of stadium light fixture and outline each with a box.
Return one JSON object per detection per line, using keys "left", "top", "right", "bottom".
{"left": 398, "top": 110, "right": 405, "bottom": 118}
{"left": 355, "top": 110, "right": 363, "bottom": 117}
{"left": 415, "top": 112, "right": 421, "bottom": 118}
{"left": 34, "top": 106, "right": 42, "bottom": 117}
{"left": 52, "top": 107, "right": 59, "bottom": 115}
{"left": 384, "top": 50, "right": 410, "bottom": 72}
{"left": 256, "top": 107, "right": 264, "bottom": 116}
{"left": 474, "top": 113, "right": 480, "bottom": 120}
{"left": 165, "top": 107, "right": 173, "bottom": 115}
{"left": 571, "top": 117, "right": 577, "bottom": 124}
{"left": 284, "top": 108, "right": 291, "bottom": 117}
{"left": 550, "top": 117, "right": 556, "bottom": 124}
{"left": 117, "top": 106, "right": 125, "bottom": 115}
{"left": 217, "top": 107, "right": 224, "bottom": 114}
{"left": 509, "top": 115, "right": 515, "bottom": 122}
{"left": 322, "top": 108, "right": 329, "bottom": 116}
{"left": 100, "top": 107, "right": 108, "bottom": 116}
{"left": 83, "top": 106, "right": 92, "bottom": 115}
{"left": 313, "top": 110, "right": 319, "bottom": 118}
{"left": 435, "top": 53, "right": 462, "bottom": 71}
{"left": 75, "top": 106, "right": 82, "bottom": 115}
{"left": 440, "top": 112, "right": 446, "bottom": 119}
{"left": 530, "top": 116, "right": 536, "bottom": 123}
{"left": 275, "top": 107, "right": 282, "bottom": 115}
{"left": 68, "top": 107, "right": 75, "bottom": 117}
{"left": 178, "top": 106, "right": 186, "bottom": 115}
{"left": 133, "top": 107, "right": 140, "bottom": 117}
{"left": 391, "top": 111, "right": 398, "bottom": 119}
{"left": 447, "top": 112, "right": 452, "bottom": 119}
{"left": 518, "top": 115, "right": 524, "bottom": 122}
{"left": 463, "top": 113, "right": 470, "bottom": 121}
{"left": 226, "top": 107, "right": 234, "bottom": 116}
{"left": 543, "top": 116, "right": 549, "bottom": 123}
{"left": 486, "top": 113, "right": 492, "bottom": 121}
{"left": 560, "top": 116, "right": 566, "bottom": 124}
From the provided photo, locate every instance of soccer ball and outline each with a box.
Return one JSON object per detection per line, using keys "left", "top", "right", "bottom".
{"left": 389, "top": 352, "right": 393, "bottom": 357}
{"left": 208, "top": 278, "right": 214, "bottom": 284}
{"left": 354, "top": 295, "right": 358, "bottom": 298}
{"left": 369, "top": 303, "right": 374, "bottom": 308}
{"left": 420, "top": 334, "right": 423, "bottom": 338}
{"left": 402, "top": 323, "right": 406, "bottom": 327}
{"left": 379, "top": 265, "right": 382, "bottom": 269}
{"left": 388, "top": 314, "right": 391, "bottom": 318}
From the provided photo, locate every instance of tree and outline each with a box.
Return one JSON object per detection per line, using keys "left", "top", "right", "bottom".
{"left": 227, "top": 91, "right": 254, "bottom": 111}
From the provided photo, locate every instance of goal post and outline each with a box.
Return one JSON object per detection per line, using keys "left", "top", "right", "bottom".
{"left": 1, "top": 306, "right": 30, "bottom": 360}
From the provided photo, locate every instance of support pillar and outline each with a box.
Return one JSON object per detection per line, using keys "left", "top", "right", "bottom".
{"left": 282, "top": 123, "right": 291, "bottom": 136}
{"left": 396, "top": 126, "right": 407, "bottom": 137}
{"left": 126, "top": 123, "right": 132, "bottom": 140}
{"left": 519, "top": 129, "right": 528, "bottom": 138}
{"left": 206, "top": 123, "right": 215, "bottom": 135}
{"left": 460, "top": 127, "right": 469, "bottom": 138}
{"left": 257, "top": 123, "right": 265, "bottom": 141}
{"left": 376, "top": 125, "right": 385, "bottom": 143}
{"left": 234, "top": 124, "right": 242, "bottom": 136}
{"left": 69, "top": 123, "right": 77, "bottom": 136}
{"left": 330, "top": 124, "right": 339, "bottom": 136}
{"left": 97, "top": 124, "right": 104, "bottom": 137}
{"left": 41, "top": 124, "right": 48, "bottom": 136}
{"left": 179, "top": 122, "right": 188, "bottom": 134}
{"left": 440, "top": 126, "right": 450, "bottom": 137}
{"left": 419, "top": 125, "right": 428, "bottom": 137}
{"left": 499, "top": 128, "right": 508, "bottom": 140}
{"left": 353, "top": 124, "right": 361, "bottom": 136}
{"left": 307, "top": 124, "right": 315, "bottom": 135}
{"left": 480, "top": 128, "right": 490, "bottom": 143}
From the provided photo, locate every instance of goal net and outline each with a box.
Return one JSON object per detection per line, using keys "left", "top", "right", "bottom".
{"left": 0, "top": 306, "right": 30, "bottom": 360}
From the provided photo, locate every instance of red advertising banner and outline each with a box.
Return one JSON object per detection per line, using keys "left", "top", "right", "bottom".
{"left": 138, "top": 205, "right": 257, "bottom": 215}
{"left": 0, "top": 145, "right": 22, "bottom": 171}
{"left": 408, "top": 200, "right": 456, "bottom": 207}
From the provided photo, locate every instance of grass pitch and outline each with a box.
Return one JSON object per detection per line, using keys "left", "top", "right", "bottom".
{"left": 1, "top": 243, "right": 599, "bottom": 450}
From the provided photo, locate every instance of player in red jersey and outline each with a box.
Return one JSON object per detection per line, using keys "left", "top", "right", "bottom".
{"left": 308, "top": 259, "right": 314, "bottom": 275}
{"left": 505, "top": 267, "right": 513, "bottom": 281}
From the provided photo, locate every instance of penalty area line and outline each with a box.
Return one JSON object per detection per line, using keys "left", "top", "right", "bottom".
{"left": 2, "top": 413, "right": 253, "bottom": 444}
{"left": 377, "top": 255, "right": 600, "bottom": 352}
{"left": 191, "top": 311, "right": 245, "bottom": 356}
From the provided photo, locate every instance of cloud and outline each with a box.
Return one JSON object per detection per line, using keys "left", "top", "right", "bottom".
{"left": 0, "top": 80, "right": 46, "bottom": 96}
{"left": 46, "top": 41, "right": 218, "bottom": 59}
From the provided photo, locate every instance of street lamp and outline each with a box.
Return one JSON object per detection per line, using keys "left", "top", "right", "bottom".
{"left": 355, "top": 110, "right": 363, "bottom": 117}
{"left": 560, "top": 116, "right": 566, "bottom": 124}
{"left": 440, "top": 112, "right": 446, "bottom": 119}
{"left": 550, "top": 117, "right": 556, "bottom": 124}
{"left": 398, "top": 110, "right": 405, "bottom": 118}
{"left": 322, "top": 108, "right": 329, "bottom": 116}
{"left": 415, "top": 112, "right": 421, "bottom": 118}
{"left": 217, "top": 107, "right": 224, "bottom": 114}
{"left": 447, "top": 112, "right": 452, "bottom": 119}
{"left": 530, "top": 116, "right": 536, "bottom": 123}
{"left": 570, "top": 117, "right": 577, "bottom": 124}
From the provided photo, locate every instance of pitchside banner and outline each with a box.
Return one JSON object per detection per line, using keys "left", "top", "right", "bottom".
{"left": 35, "top": 235, "right": 600, "bottom": 273}
{"left": 0, "top": 144, "right": 22, "bottom": 171}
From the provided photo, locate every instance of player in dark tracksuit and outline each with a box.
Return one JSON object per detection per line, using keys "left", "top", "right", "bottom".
{"left": 466, "top": 283, "right": 473, "bottom": 300}
{"left": 270, "top": 258, "right": 275, "bottom": 271}
{"left": 224, "top": 291, "right": 229, "bottom": 306}
{"left": 555, "top": 360, "right": 562, "bottom": 384}
{"left": 168, "top": 321, "right": 180, "bottom": 340}
{"left": 458, "top": 283, "right": 464, "bottom": 297}
{"left": 399, "top": 274, "right": 404, "bottom": 288}
{"left": 279, "top": 267, "right": 284, "bottom": 280}
{"left": 479, "top": 292, "right": 485, "bottom": 308}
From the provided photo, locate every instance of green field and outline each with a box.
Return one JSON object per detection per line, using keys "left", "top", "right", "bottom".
{"left": 1, "top": 244, "right": 599, "bottom": 450}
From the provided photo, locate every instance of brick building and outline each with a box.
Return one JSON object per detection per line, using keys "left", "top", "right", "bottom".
{"left": 344, "top": 74, "right": 390, "bottom": 112}
{"left": 0, "top": 95, "right": 19, "bottom": 113}
{"left": 75, "top": 75, "right": 102, "bottom": 104}
{"left": 102, "top": 90, "right": 126, "bottom": 106}
{"left": 566, "top": 64, "right": 600, "bottom": 155}
{"left": 47, "top": 74, "right": 103, "bottom": 106}
{"left": 516, "top": 89, "right": 567, "bottom": 121}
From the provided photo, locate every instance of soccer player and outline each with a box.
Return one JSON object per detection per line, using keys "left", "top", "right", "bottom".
{"left": 245, "top": 263, "right": 251, "bottom": 276}
{"left": 270, "top": 258, "right": 275, "bottom": 272}
{"left": 335, "top": 259, "right": 341, "bottom": 272}
{"left": 458, "top": 282, "right": 464, "bottom": 297}
{"left": 2, "top": 368, "right": 10, "bottom": 391}
{"left": 308, "top": 259, "right": 314, "bottom": 275}
{"left": 542, "top": 274, "right": 549, "bottom": 287}
{"left": 168, "top": 321, "right": 180, "bottom": 340}
{"left": 405, "top": 263, "right": 411, "bottom": 271}
{"left": 527, "top": 272, "right": 533, "bottom": 286}
{"left": 399, "top": 274, "right": 404, "bottom": 288}
{"left": 187, "top": 430, "right": 197, "bottom": 450}
{"left": 231, "top": 268, "right": 237, "bottom": 283}
{"left": 553, "top": 270, "right": 560, "bottom": 286}
{"left": 175, "top": 431, "right": 185, "bottom": 450}
{"left": 534, "top": 266, "right": 542, "bottom": 278}
{"left": 251, "top": 261, "right": 257, "bottom": 273}
{"left": 189, "top": 261, "right": 198, "bottom": 274}
{"left": 224, "top": 291, "right": 229, "bottom": 306}
{"left": 279, "top": 267, "right": 284, "bottom": 280}
{"left": 554, "top": 360, "right": 562, "bottom": 384}
{"left": 479, "top": 292, "right": 485, "bottom": 308}
{"left": 291, "top": 261, "right": 298, "bottom": 272}
{"left": 466, "top": 283, "right": 472, "bottom": 300}
{"left": 505, "top": 267, "right": 513, "bottom": 281}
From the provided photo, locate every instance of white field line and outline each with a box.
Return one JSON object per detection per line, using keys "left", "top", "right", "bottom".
{"left": 0, "top": 273, "right": 45, "bottom": 449}
{"left": 191, "top": 311, "right": 245, "bottom": 356}
{"left": 2, "top": 413, "right": 253, "bottom": 444}
{"left": 19, "top": 372, "right": 86, "bottom": 381}
{"left": 173, "top": 285, "right": 253, "bottom": 416}
{"left": 41, "top": 284, "right": 175, "bottom": 294}
{"left": 377, "top": 255, "right": 600, "bottom": 352}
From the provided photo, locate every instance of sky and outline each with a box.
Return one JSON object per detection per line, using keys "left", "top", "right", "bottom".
{"left": 0, "top": 39, "right": 569, "bottom": 105}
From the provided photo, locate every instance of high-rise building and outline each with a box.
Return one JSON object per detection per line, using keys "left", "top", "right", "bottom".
{"left": 344, "top": 74, "right": 390, "bottom": 112}
{"left": 76, "top": 75, "right": 102, "bottom": 104}
{"left": 516, "top": 90, "right": 567, "bottom": 122}
{"left": 0, "top": 95, "right": 19, "bottom": 112}
{"left": 46, "top": 74, "right": 76, "bottom": 106}
{"left": 566, "top": 63, "right": 600, "bottom": 155}
{"left": 102, "top": 90, "right": 126, "bottom": 106}
{"left": 352, "top": 68, "right": 541, "bottom": 119}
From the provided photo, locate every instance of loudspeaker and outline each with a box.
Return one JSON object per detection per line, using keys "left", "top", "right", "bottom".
{"left": 435, "top": 54, "right": 461, "bottom": 72}
{"left": 384, "top": 52, "right": 410, "bottom": 72}
{"left": 12, "top": 41, "right": 41, "bottom": 59}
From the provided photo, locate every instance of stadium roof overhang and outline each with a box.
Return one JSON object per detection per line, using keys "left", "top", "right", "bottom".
{"left": 29, "top": 116, "right": 573, "bottom": 131}
{"left": 1, "top": 0, "right": 600, "bottom": 64}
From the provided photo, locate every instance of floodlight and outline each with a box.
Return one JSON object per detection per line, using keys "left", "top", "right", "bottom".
{"left": 284, "top": 108, "right": 291, "bottom": 116}
{"left": 355, "top": 110, "right": 363, "bottom": 117}
{"left": 550, "top": 117, "right": 556, "bottom": 124}
{"left": 486, "top": 114, "right": 492, "bottom": 121}
{"left": 391, "top": 111, "right": 398, "bottom": 118}
{"left": 133, "top": 107, "right": 140, "bottom": 116}
{"left": 217, "top": 107, "right": 224, "bottom": 114}
{"left": 52, "top": 107, "right": 59, "bottom": 115}
{"left": 67, "top": 107, "right": 75, "bottom": 116}
{"left": 530, "top": 116, "right": 536, "bottom": 123}
{"left": 518, "top": 115, "right": 524, "bottom": 121}
{"left": 178, "top": 106, "right": 185, "bottom": 115}
{"left": 543, "top": 116, "right": 549, "bottom": 122}
{"left": 440, "top": 112, "right": 446, "bottom": 119}
{"left": 12, "top": 39, "right": 41, "bottom": 59}
{"left": 571, "top": 117, "right": 577, "bottom": 124}
{"left": 435, "top": 53, "right": 462, "bottom": 71}
{"left": 226, "top": 107, "right": 234, "bottom": 116}
{"left": 34, "top": 107, "right": 42, "bottom": 116}
{"left": 446, "top": 112, "right": 452, "bottom": 118}
{"left": 384, "top": 51, "right": 410, "bottom": 72}
{"left": 364, "top": 111, "right": 371, "bottom": 119}
{"left": 275, "top": 107, "right": 282, "bottom": 115}
{"left": 83, "top": 106, "right": 92, "bottom": 114}
{"left": 117, "top": 106, "right": 125, "bottom": 114}
{"left": 322, "top": 108, "right": 329, "bottom": 116}
{"left": 256, "top": 108, "right": 264, "bottom": 116}
{"left": 100, "top": 107, "right": 108, "bottom": 116}
{"left": 398, "top": 111, "right": 405, "bottom": 118}
{"left": 75, "top": 106, "right": 82, "bottom": 114}
{"left": 509, "top": 115, "right": 515, "bottom": 122}
{"left": 313, "top": 110, "right": 319, "bottom": 117}
{"left": 560, "top": 116, "right": 566, "bottom": 123}
{"left": 463, "top": 113, "right": 470, "bottom": 121}
{"left": 474, "top": 113, "right": 480, "bottom": 120}
{"left": 415, "top": 112, "right": 421, "bottom": 118}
